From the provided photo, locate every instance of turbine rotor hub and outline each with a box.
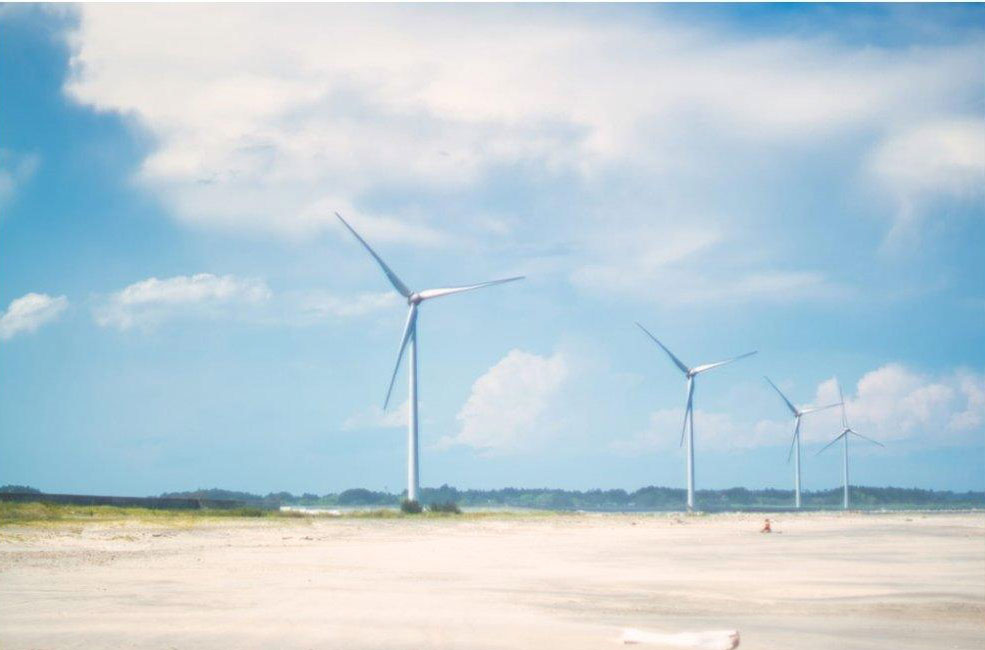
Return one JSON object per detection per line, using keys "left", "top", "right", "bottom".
{"left": 408, "top": 293, "right": 423, "bottom": 305}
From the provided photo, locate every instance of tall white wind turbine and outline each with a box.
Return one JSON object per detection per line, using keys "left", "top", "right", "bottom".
{"left": 636, "top": 323, "right": 757, "bottom": 511}
{"left": 816, "top": 381, "right": 884, "bottom": 509}
{"left": 764, "top": 377, "right": 840, "bottom": 509}
{"left": 336, "top": 213, "right": 523, "bottom": 503}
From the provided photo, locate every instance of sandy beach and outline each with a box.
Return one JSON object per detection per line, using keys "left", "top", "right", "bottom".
{"left": 1, "top": 511, "right": 982, "bottom": 649}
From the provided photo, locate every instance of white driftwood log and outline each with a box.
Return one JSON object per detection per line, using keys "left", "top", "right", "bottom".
{"left": 622, "top": 628, "right": 740, "bottom": 649}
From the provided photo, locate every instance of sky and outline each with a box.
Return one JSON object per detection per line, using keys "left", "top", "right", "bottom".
{"left": 1, "top": 4, "right": 983, "bottom": 497}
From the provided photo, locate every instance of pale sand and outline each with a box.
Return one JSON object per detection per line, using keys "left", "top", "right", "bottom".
{"left": 1, "top": 512, "right": 982, "bottom": 649}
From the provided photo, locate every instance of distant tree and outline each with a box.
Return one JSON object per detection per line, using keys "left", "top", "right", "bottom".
{"left": 0, "top": 485, "right": 41, "bottom": 494}
{"left": 338, "top": 488, "right": 394, "bottom": 506}
{"left": 400, "top": 499, "right": 423, "bottom": 514}
{"left": 427, "top": 501, "right": 461, "bottom": 514}
{"left": 160, "top": 488, "right": 263, "bottom": 502}
{"left": 421, "top": 484, "right": 460, "bottom": 503}
{"left": 155, "top": 485, "right": 984, "bottom": 511}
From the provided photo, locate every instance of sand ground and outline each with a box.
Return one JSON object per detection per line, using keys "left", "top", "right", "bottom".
{"left": 1, "top": 511, "right": 982, "bottom": 649}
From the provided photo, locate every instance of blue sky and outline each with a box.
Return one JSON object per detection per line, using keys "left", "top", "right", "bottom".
{"left": 1, "top": 4, "right": 983, "bottom": 496}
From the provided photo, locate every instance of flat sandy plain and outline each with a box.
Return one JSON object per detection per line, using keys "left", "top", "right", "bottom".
{"left": 1, "top": 511, "right": 982, "bottom": 649}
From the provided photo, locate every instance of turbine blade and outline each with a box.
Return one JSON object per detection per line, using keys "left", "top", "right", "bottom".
{"left": 336, "top": 212, "right": 412, "bottom": 298}
{"left": 849, "top": 429, "right": 885, "bottom": 447}
{"left": 786, "top": 424, "right": 798, "bottom": 464}
{"left": 815, "top": 432, "right": 846, "bottom": 456}
{"left": 837, "top": 380, "right": 849, "bottom": 429}
{"left": 765, "top": 376, "right": 799, "bottom": 416}
{"left": 635, "top": 323, "right": 689, "bottom": 375}
{"left": 692, "top": 350, "right": 758, "bottom": 375}
{"left": 799, "top": 402, "right": 842, "bottom": 416}
{"left": 417, "top": 276, "right": 524, "bottom": 301}
{"left": 383, "top": 305, "right": 417, "bottom": 409}
{"left": 680, "top": 379, "right": 693, "bottom": 447}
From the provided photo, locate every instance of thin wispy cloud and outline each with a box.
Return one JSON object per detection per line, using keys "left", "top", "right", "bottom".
{"left": 0, "top": 149, "right": 40, "bottom": 209}
{"left": 868, "top": 118, "right": 985, "bottom": 245}
{"left": 0, "top": 292, "right": 68, "bottom": 340}
{"left": 94, "top": 273, "right": 271, "bottom": 330}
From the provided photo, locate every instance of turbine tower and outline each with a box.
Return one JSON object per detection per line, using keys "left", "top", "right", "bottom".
{"left": 816, "top": 381, "right": 884, "bottom": 509}
{"left": 336, "top": 213, "right": 523, "bottom": 503}
{"left": 636, "top": 323, "right": 757, "bottom": 511}
{"left": 764, "top": 377, "right": 840, "bottom": 509}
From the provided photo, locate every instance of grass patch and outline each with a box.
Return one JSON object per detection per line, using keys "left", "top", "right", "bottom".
{"left": 0, "top": 501, "right": 569, "bottom": 527}
{"left": 0, "top": 502, "right": 286, "bottom": 526}
{"left": 427, "top": 501, "right": 461, "bottom": 514}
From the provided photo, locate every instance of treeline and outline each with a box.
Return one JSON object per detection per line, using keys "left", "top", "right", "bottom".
{"left": 157, "top": 485, "right": 985, "bottom": 511}
{"left": 6, "top": 484, "right": 981, "bottom": 510}
{"left": 0, "top": 485, "right": 41, "bottom": 494}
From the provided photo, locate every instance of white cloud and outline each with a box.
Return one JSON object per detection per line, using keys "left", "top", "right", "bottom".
{"left": 0, "top": 149, "right": 40, "bottom": 208}
{"left": 870, "top": 119, "right": 985, "bottom": 199}
{"left": 0, "top": 293, "right": 68, "bottom": 340}
{"left": 63, "top": 5, "right": 981, "bottom": 244}
{"left": 441, "top": 348, "right": 570, "bottom": 454}
{"left": 869, "top": 118, "right": 985, "bottom": 238}
{"left": 567, "top": 217, "right": 849, "bottom": 304}
{"left": 821, "top": 364, "right": 985, "bottom": 446}
{"left": 310, "top": 204, "right": 455, "bottom": 248}
{"left": 94, "top": 273, "right": 271, "bottom": 330}
{"left": 618, "top": 364, "right": 985, "bottom": 452}
{"left": 574, "top": 259, "right": 840, "bottom": 305}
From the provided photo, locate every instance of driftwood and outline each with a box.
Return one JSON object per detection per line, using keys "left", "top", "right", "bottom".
{"left": 622, "top": 628, "right": 740, "bottom": 649}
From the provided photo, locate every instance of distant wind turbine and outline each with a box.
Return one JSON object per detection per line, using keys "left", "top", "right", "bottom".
{"left": 764, "top": 377, "right": 841, "bottom": 509}
{"left": 636, "top": 323, "right": 757, "bottom": 511}
{"left": 816, "top": 381, "right": 884, "bottom": 509}
{"left": 336, "top": 213, "right": 523, "bottom": 503}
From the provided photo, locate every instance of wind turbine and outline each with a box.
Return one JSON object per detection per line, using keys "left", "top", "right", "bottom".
{"left": 764, "top": 377, "right": 840, "bottom": 509}
{"left": 336, "top": 213, "right": 523, "bottom": 503}
{"left": 816, "top": 381, "right": 884, "bottom": 509}
{"left": 636, "top": 323, "right": 757, "bottom": 511}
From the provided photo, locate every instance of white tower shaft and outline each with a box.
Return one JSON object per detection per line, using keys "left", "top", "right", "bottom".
{"left": 407, "top": 328, "right": 419, "bottom": 503}
{"left": 843, "top": 433, "right": 849, "bottom": 509}
{"left": 794, "top": 418, "right": 802, "bottom": 509}
{"left": 686, "top": 400, "right": 695, "bottom": 510}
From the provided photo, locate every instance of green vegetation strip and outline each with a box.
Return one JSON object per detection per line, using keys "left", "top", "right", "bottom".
{"left": 0, "top": 502, "right": 557, "bottom": 526}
